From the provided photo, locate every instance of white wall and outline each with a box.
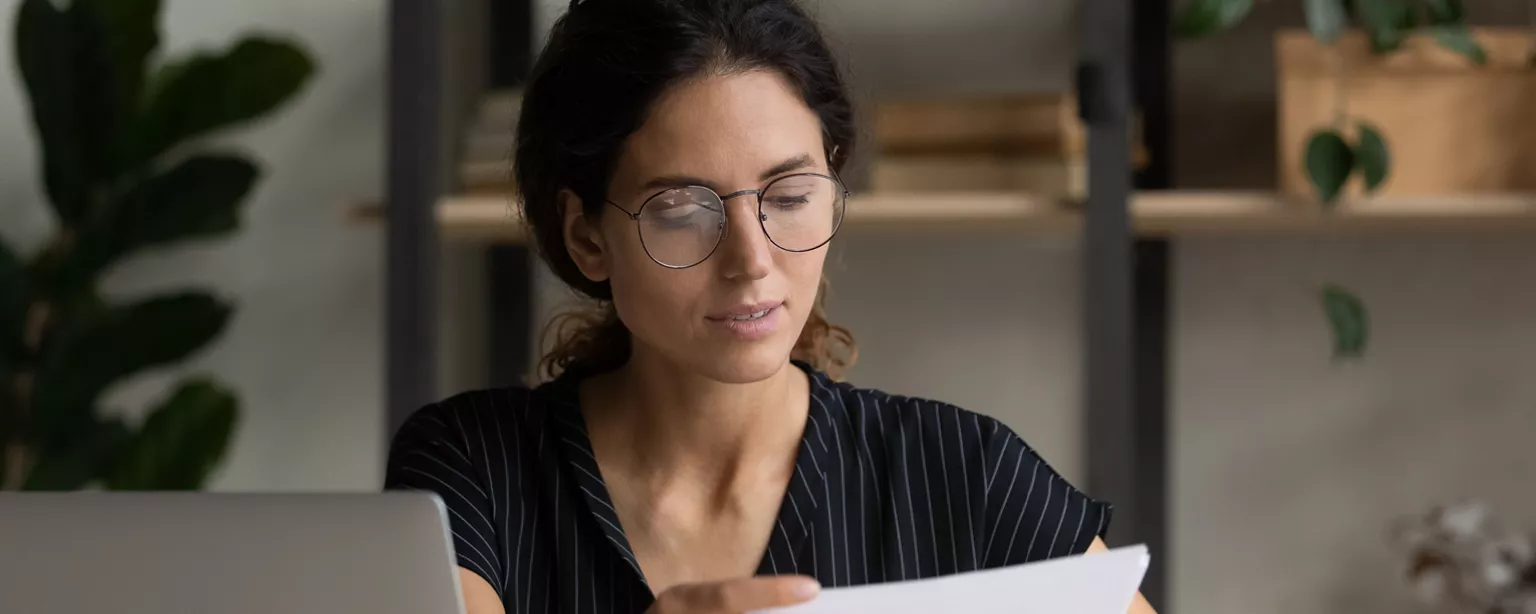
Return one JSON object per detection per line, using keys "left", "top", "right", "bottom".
{"left": 1175, "top": 235, "right": 1536, "bottom": 614}
{"left": 0, "top": 0, "right": 387, "bottom": 491}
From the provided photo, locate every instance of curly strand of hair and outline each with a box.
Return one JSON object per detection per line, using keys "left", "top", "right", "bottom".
{"left": 536, "top": 303, "right": 632, "bottom": 383}
{"left": 791, "top": 276, "right": 857, "bottom": 380}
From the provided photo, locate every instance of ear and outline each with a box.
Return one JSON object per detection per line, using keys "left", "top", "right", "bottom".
{"left": 560, "top": 189, "right": 610, "bottom": 283}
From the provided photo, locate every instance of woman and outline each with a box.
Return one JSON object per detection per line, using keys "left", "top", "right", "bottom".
{"left": 386, "top": 0, "right": 1156, "bottom": 612}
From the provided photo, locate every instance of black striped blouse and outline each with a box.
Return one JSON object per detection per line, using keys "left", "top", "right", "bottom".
{"left": 384, "top": 362, "right": 1112, "bottom": 613}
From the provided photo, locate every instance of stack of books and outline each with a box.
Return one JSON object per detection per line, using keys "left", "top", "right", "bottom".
{"left": 458, "top": 89, "right": 523, "bottom": 193}
{"left": 870, "top": 92, "right": 1146, "bottom": 198}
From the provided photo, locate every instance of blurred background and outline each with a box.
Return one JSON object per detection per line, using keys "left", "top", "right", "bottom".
{"left": 1, "top": 0, "right": 1534, "bottom": 613}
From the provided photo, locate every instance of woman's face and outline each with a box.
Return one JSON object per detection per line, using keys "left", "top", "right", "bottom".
{"left": 562, "top": 70, "right": 833, "bottom": 384}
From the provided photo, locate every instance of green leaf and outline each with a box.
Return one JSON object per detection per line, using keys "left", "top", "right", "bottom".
{"left": 108, "top": 378, "right": 237, "bottom": 490}
{"left": 1304, "top": 0, "right": 1348, "bottom": 45}
{"left": 15, "top": 0, "right": 107, "bottom": 225}
{"left": 73, "top": 0, "right": 161, "bottom": 176}
{"left": 77, "top": 0, "right": 161, "bottom": 108}
{"left": 1305, "top": 129, "right": 1354, "bottom": 205}
{"left": 1174, "top": 0, "right": 1255, "bottom": 38}
{"left": 0, "top": 239, "right": 25, "bottom": 354}
{"left": 1426, "top": 0, "right": 1464, "bottom": 24}
{"left": 132, "top": 36, "right": 315, "bottom": 164}
{"left": 1354, "top": 123, "right": 1390, "bottom": 192}
{"left": 1321, "top": 285, "right": 1369, "bottom": 358}
{"left": 30, "top": 292, "right": 232, "bottom": 445}
{"left": 1431, "top": 25, "right": 1487, "bottom": 65}
{"left": 21, "top": 416, "right": 131, "bottom": 490}
{"left": 1355, "top": 0, "right": 1412, "bottom": 53}
{"left": 0, "top": 240, "right": 24, "bottom": 460}
{"left": 55, "top": 155, "right": 258, "bottom": 288}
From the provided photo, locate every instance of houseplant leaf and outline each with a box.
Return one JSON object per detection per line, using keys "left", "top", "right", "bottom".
{"left": 77, "top": 0, "right": 160, "bottom": 112}
{"left": 55, "top": 155, "right": 258, "bottom": 288}
{"left": 21, "top": 416, "right": 131, "bottom": 490}
{"left": 1174, "top": 0, "right": 1254, "bottom": 38}
{"left": 1304, "top": 0, "right": 1347, "bottom": 45}
{"left": 74, "top": 0, "right": 161, "bottom": 175}
{"left": 0, "top": 240, "right": 24, "bottom": 465}
{"left": 29, "top": 292, "right": 232, "bottom": 445}
{"left": 131, "top": 36, "right": 315, "bottom": 164}
{"left": 1305, "top": 129, "right": 1354, "bottom": 205}
{"left": 1426, "top": 0, "right": 1464, "bottom": 24}
{"left": 1354, "top": 123, "right": 1390, "bottom": 192}
{"left": 1354, "top": 0, "right": 1412, "bottom": 52}
{"left": 108, "top": 377, "right": 237, "bottom": 490}
{"left": 1321, "top": 285, "right": 1368, "bottom": 358}
{"left": 0, "top": 239, "right": 25, "bottom": 354}
{"left": 14, "top": 0, "right": 107, "bottom": 225}
{"left": 1430, "top": 25, "right": 1487, "bottom": 65}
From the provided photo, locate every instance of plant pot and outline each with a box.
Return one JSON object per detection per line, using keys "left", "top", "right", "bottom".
{"left": 1277, "top": 28, "right": 1536, "bottom": 200}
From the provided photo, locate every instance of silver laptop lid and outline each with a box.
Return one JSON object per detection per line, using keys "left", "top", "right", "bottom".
{"left": 0, "top": 492, "right": 465, "bottom": 614}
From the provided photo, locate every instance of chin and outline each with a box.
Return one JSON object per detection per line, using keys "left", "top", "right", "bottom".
{"left": 683, "top": 343, "right": 793, "bottom": 384}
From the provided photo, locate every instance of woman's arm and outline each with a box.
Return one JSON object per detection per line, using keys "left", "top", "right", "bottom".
{"left": 1087, "top": 537, "right": 1158, "bottom": 614}
{"left": 459, "top": 567, "right": 506, "bottom": 614}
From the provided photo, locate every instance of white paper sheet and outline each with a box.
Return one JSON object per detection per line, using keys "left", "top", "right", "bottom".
{"left": 752, "top": 545, "right": 1150, "bottom": 614}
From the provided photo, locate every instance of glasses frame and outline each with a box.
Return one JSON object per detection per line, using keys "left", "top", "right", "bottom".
{"left": 604, "top": 172, "right": 851, "bottom": 270}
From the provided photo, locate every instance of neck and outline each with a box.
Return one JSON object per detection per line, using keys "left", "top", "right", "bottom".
{"left": 579, "top": 347, "right": 808, "bottom": 493}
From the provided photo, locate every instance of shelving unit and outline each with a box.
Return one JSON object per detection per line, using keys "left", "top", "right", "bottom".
{"left": 352, "top": 191, "right": 1536, "bottom": 242}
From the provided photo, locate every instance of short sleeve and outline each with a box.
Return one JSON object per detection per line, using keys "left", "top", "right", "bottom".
{"left": 979, "top": 423, "right": 1113, "bottom": 567}
{"left": 384, "top": 403, "right": 504, "bottom": 596}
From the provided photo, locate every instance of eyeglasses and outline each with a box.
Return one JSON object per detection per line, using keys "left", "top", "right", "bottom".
{"left": 605, "top": 172, "right": 849, "bottom": 269}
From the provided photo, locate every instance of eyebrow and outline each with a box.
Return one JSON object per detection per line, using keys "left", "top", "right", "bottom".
{"left": 637, "top": 153, "right": 819, "bottom": 193}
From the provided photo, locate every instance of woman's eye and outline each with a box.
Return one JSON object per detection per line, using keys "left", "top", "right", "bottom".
{"left": 647, "top": 202, "right": 712, "bottom": 226}
{"left": 767, "top": 194, "right": 811, "bottom": 209}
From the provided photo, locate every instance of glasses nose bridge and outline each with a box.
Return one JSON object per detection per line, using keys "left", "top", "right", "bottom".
{"left": 718, "top": 187, "right": 762, "bottom": 203}
{"left": 717, "top": 188, "right": 767, "bottom": 230}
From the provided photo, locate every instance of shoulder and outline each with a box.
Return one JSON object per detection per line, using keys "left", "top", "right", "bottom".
{"left": 384, "top": 383, "right": 569, "bottom": 489}
{"left": 389, "top": 387, "right": 542, "bottom": 448}
{"left": 814, "top": 373, "right": 1112, "bottom": 561}
{"left": 813, "top": 373, "right": 1020, "bottom": 462}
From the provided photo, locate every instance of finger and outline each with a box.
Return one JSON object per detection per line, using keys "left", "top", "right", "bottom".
{"left": 656, "top": 575, "right": 820, "bottom": 613}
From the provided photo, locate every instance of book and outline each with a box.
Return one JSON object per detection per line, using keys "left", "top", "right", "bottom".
{"left": 868, "top": 155, "right": 1085, "bottom": 198}
{"left": 873, "top": 92, "right": 1149, "bottom": 165}
{"left": 874, "top": 93, "right": 1080, "bottom": 157}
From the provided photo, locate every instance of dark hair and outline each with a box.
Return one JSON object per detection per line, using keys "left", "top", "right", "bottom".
{"left": 515, "top": 0, "right": 858, "bottom": 381}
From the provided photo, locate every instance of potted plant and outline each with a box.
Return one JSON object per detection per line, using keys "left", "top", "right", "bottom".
{"left": 0, "top": 0, "right": 315, "bottom": 490}
{"left": 1175, "top": 0, "right": 1491, "bottom": 204}
{"left": 1172, "top": 0, "right": 1503, "bottom": 359}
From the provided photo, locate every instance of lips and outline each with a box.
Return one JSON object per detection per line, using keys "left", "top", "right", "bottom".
{"left": 707, "top": 300, "right": 784, "bottom": 321}
{"left": 705, "top": 301, "right": 784, "bottom": 341}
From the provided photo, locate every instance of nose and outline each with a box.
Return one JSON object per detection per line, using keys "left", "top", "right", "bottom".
{"left": 715, "top": 194, "right": 773, "bottom": 282}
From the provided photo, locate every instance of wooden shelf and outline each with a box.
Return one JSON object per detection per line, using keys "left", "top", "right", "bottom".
{"left": 346, "top": 191, "right": 1536, "bottom": 243}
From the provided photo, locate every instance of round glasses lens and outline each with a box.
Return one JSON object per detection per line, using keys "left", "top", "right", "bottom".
{"left": 636, "top": 187, "right": 726, "bottom": 267}
{"left": 760, "top": 175, "right": 845, "bottom": 252}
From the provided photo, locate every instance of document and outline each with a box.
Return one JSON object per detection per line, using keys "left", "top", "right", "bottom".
{"left": 753, "top": 545, "right": 1149, "bottom": 614}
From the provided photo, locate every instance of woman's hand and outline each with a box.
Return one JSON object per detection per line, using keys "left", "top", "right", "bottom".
{"left": 647, "top": 575, "right": 822, "bottom": 613}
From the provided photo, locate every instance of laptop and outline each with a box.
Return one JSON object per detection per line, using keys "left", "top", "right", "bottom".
{"left": 0, "top": 492, "right": 466, "bottom": 614}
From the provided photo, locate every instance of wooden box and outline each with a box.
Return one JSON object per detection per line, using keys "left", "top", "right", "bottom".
{"left": 1277, "top": 28, "right": 1536, "bottom": 198}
